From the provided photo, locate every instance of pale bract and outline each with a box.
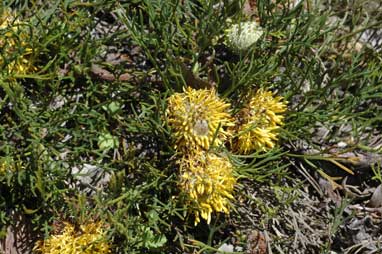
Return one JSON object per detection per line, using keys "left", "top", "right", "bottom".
{"left": 225, "top": 21, "right": 264, "bottom": 51}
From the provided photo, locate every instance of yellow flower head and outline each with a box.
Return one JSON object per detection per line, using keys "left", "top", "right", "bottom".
{"left": 0, "top": 161, "right": 9, "bottom": 174}
{"left": 232, "top": 89, "right": 287, "bottom": 154}
{"left": 0, "top": 10, "right": 36, "bottom": 75}
{"left": 0, "top": 158, "right": 18, "bottom": 174}
{"left": 33, "top": 222, "right": 111, "bottom": 254}
{"left": 166, "top": 87, "right": 234, "bottom": 152}
{"left": 179, "top": 151, "right": 236, "bottom": 225}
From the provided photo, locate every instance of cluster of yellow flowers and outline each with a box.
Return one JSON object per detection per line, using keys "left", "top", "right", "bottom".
{"left": 167, "top": 87, "right": 236, "bottom": 224}
{"left": 0, "top": 162, "right": 7, "bottom": 174}
{"left": 0, "top": 159, "right": 18, "bottom": 174}
{"left": 179, "top": 151, "right": 235, "bottom": 225}
{"left": 33, "top": 222, "right": 111, "bottom": 254}
{"left": 166, "top": 87, "right": 234, "bottom": 152}
{"left": 166, "top": 87, "right": 286, "bottom": 224}
{"left": 0, "top": 10, "right": 35, "bottom": 75}
{"left": 231, "top": 89, "right": 287, "bottom": 154}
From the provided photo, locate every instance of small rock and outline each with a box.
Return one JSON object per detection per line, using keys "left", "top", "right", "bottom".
{"left": 337, "top": 141, "right": 347, "bottom": 148}
{"left": 368, "top": 184, "right": 382, "bottom": 208}
{"left": 71, "top": 163, "right": 111, "bottom": 194}
{"left": 217, "top": 243, "right": 234, "bottom": 253}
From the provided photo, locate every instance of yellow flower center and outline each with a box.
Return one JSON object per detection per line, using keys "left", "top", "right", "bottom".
{"left": 193, "top": 119, "right": 209, "bottom": 137}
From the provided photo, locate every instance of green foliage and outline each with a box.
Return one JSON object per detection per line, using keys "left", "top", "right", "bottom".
{"left": 371, "top": 162, "right": 382, "bottom": 184}
{"left": 0, "top": 0, "right": 381, "bottom": 253}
